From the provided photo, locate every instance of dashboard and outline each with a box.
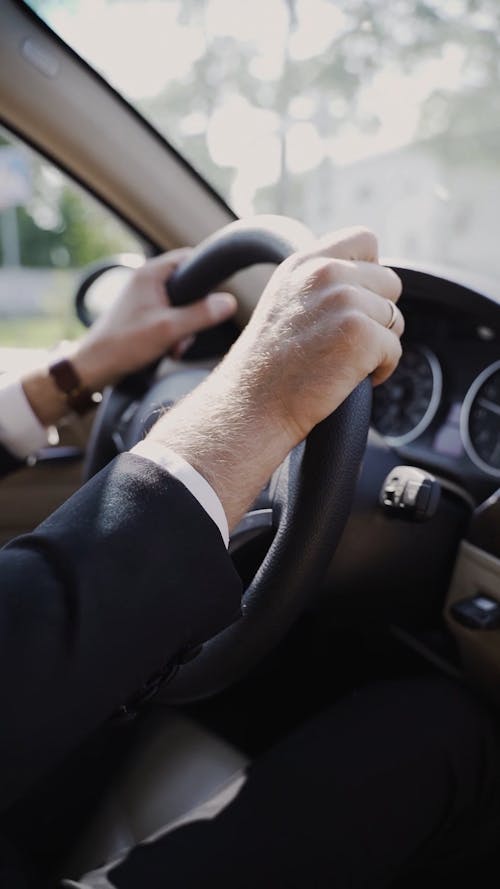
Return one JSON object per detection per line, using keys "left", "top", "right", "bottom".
{"left": 371, "top": 264, "right": 500, "bottom": 503}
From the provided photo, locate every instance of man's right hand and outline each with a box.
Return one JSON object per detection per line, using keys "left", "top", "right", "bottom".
{"left": 146, "top": 227, "right": 404, "bottom": 529}
{"left": 226, "top": 226, "right": 404, "bottom": 445}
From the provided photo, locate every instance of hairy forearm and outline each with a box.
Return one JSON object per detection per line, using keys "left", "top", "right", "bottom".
{"left": 147, "top": 353, "right": 299, "bottom": 530}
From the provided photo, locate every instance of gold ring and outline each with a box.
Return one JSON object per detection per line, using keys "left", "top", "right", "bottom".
{"left": 385, "top": 300, "right": 398, "bottom": 331}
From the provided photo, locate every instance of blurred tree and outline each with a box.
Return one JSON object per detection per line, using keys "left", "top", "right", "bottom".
{"left": 20, "top": 0, "right": 500, "bottom": 235}
{"left": 0, "top": 135, "right": 139, "bottom": 268}
{"left": 138, "top": 0, "right": 500, "bottom": 215}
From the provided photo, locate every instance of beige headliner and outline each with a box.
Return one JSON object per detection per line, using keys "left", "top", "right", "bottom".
{"left": 0, "top": 0, "right": 274, "bottom": 323}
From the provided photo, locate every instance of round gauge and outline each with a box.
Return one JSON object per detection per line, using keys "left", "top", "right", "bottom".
{"left": 372, "top": 345, "right": 442, "bottom": 446}
{"left": 461, "top": 360, "right": 500, "bottom": 477}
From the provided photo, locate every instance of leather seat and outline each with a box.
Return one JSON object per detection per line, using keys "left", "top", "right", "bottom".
{"left": 63, "top": 707, "right": 248, "bottom": 884}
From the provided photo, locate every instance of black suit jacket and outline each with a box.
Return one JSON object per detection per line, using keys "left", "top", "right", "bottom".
{"left": 0, "top": 453, "right": 242, "bottom": 816}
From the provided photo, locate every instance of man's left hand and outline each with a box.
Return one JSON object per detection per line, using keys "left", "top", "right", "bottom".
{"left": 72, "top": 249, "right": 237, "bottom": 391}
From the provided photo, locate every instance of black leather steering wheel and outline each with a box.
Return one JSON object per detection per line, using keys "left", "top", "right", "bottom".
{"left": 84, "top": 217, "right": 372, "bottom": 703}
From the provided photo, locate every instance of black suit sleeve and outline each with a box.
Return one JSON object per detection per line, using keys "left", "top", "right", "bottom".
{"left": 0, "top": 443, "right": 23, "bottom": 479}
{"left": 0, "top": 453, "right": 242, "bottom": 812}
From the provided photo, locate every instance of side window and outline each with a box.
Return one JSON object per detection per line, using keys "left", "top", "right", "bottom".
{"left": 0, "top": 126, "right": 144, "bottom": 348}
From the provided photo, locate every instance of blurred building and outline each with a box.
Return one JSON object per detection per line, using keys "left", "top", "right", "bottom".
{"left": 298, "top": 140, "right": 500, "bottom": 291}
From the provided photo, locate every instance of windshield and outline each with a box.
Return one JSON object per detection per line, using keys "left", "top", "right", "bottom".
{"left": 27, "top": 0, "right": 500, "bottom": 283}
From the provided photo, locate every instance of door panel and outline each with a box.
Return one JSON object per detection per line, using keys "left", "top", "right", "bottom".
{"left": 0, "top": 458, "right": 82, "bottom": 547}
{"left": 0, "top": 410, "right": 96, "bottom": 546}
{"left": 0, "top": 123, "right": 144, "bottom": 545}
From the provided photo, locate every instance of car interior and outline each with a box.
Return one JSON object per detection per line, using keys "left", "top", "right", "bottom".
{"left": 2, "top": 0, "right": 500, "bottom": 885}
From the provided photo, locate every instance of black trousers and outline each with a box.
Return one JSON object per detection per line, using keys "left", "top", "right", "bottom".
{"left": 72, "top": 677, "right": 500, "bottom": 889}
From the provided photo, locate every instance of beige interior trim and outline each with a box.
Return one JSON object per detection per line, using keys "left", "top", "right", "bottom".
{"left": 64, "top": 710, "right": 248, "bottom": 881}
{"left": 0, "top": 3, "right": 297, "bottom": 323}
{"left": 445, "top": 540, "right": 500, "bottom": 701}
{"left": 0, "top": 0, "right": 232, "bottom": 250}
{"left": 0, "top": 411, "right": 95, "bottom": 546}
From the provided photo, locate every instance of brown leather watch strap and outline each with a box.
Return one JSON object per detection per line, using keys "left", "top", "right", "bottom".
{"left": 48, "top": 358, "right": 96, "bottom": 415}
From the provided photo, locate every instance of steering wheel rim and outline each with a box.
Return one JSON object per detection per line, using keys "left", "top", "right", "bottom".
{"left": 84, "top": 216, "right": 372, "bottom": 702}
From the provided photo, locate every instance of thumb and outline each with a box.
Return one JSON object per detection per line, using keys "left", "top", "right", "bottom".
{"left": 165, "top": 291, "right": 237, "bottom": 341}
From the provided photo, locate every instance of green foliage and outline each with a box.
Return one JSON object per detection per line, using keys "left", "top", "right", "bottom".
{"left": 54, "top": 188, "right": 136, "bottom": 267}
{"left": 0, "top": 151, "right": 139, "bottom": 269}
{"left": 0, "top": 188, "right": 137, "bottom": 268}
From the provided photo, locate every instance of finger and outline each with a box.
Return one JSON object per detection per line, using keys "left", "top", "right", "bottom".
{"left": 322, "top": 258, "right": 403, "bottom": 302}
{"left": 164, "top": 291, "right": 237, "bottom": 343}
{"left": 147, "top": 247, "right": 193, "bottom": 277}
{"left": 311, "top": 226, "right": 379, "bottom": 263}
{"left": 327, "top": 285, "right": 405, "bottom": 338}
{"left": 370, "top": 323, "right": 404, "bottom": 387}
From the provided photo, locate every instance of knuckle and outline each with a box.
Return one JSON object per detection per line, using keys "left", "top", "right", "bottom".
{"left": 312, "top": 259, "right": 335, "bottom": 288}
{"left": 327, "top": 259, "right": 347, "bottom": 286}
{"left": 341, "top": 309, "right": 371, "bottom": 341}
{"left": 327, "top": 284, "right": 358, "bottom": 312}
{"left": 293, "top": 257, "right": 334, "bottom": 290}
{"left": 349, "top": 226, "right": 378, "bottom": 260}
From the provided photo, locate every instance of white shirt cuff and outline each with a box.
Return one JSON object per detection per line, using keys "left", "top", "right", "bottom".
{"left": 131, "top": 440, "right": 229, "bottom": 548}
{"left": 0, "top": 379, "right": 52, "bottom": 459}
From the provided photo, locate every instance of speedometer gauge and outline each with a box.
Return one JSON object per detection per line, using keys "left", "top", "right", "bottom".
{"left": 372, "top": 345, "right": 442, "bottom": 446}
{"left": 461, "top": 360, "right": 500, "bottom": 477}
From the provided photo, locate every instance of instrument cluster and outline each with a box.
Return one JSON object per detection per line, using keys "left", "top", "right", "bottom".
{"left": 460, "top": 360, "right": 500, "bottom": 478}
{"left": 371, "top": 326, "right": 500, "bottom": 492}
{"left": 372, "top": 346, "right": 442, "bottom": 447}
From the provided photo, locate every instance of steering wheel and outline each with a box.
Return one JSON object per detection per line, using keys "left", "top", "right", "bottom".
{"left": 84, "top": 216, "right": 372, "bottom": 703}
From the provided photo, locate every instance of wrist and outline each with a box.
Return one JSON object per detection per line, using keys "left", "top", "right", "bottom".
{"left": 71, "top": 336, "right": 114, "bottom": 392}
{"left": 22, "top": 366, "right": 67, "bottom": 427}
{"left": 221, "top": 327, "right": 310, "bottom": 449}
{"left": 146, "top": 363, "right": 297, "bottom": 529}
{"left": 22, "top": 348, "right": 101, "bottom": 428}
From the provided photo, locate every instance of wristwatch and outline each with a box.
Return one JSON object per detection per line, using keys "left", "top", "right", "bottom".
{"left": 48, "top": 358, "right": 99, "bottom": 415}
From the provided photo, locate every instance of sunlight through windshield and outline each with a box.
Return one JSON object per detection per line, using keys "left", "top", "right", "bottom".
{"left": 27, "top": 0, "right": 500, "bottom": 284}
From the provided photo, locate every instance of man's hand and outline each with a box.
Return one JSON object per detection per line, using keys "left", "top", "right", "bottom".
{"left": 72, "top": 249, "right": 237, "bottom": 391}
{"left": 228, "top": 226, "right": 403, "bottom": 443}
{"left": 147, "top": 227, "right": 404, "bottom": 529}
{"left": 22, "top": 250, "right": 236, "bottom": 427}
